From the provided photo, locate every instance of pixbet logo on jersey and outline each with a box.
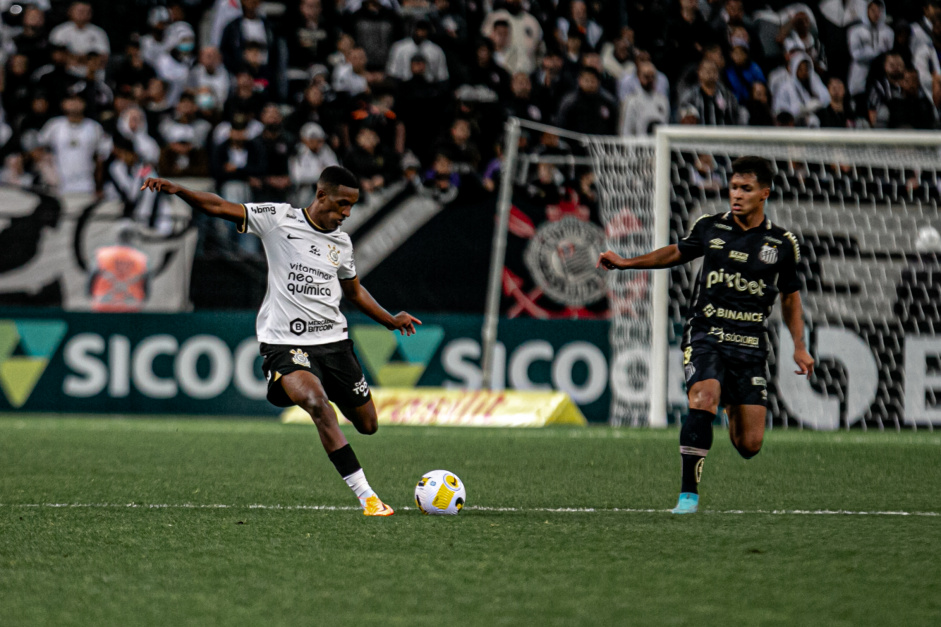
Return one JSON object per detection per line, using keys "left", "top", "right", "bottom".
{"left": 705, "top": 269, "right": 766, "bottom": 295}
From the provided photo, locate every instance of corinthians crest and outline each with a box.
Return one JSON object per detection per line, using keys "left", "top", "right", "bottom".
{"left": 759, "top": 243, "right": 778, "bottom": 264}
{"left": 523, "top": 217, "right": 607, "bottom": 306}
{"left": 327, "top": 244, "right": 340, "bottom": 266}
{"left": 290, "top": 349, "right": 310, "bottom": 367}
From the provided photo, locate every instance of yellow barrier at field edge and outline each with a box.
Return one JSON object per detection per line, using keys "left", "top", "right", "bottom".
{"left": 281, "top": 388, "right": 587, "bottom": 427}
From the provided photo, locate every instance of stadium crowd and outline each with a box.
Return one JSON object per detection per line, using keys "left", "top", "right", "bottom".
{"left": 0, "top": 0, "right": 937, "bottom": 244}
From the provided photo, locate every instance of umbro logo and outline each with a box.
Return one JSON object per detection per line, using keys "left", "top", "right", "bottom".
{"left": 287, "top": 234, "right": 302, "bottom": 240}
{"left": 710, "top": 238, "right": 725, "bottom": 249}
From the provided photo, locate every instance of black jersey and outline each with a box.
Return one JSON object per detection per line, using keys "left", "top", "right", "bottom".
{"left": 677, "top": 211, "right": 802, "bottom": 358}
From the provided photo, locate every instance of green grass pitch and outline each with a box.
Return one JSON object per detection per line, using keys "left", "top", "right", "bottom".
{"left": 1, "top": 415, "right": 939, "bottom": 626}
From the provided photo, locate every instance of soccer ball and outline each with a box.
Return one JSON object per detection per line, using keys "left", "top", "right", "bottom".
{"left": 414, "top": 469, "right": 466, "bottom": 515}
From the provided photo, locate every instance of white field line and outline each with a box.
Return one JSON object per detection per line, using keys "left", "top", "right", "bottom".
{"left": 0, "top": 503, "right": 938, "bottom": 517}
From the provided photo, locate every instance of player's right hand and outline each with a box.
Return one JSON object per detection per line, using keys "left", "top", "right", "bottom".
{"left": 140, "top": 177, "right": 180, "bottom": 195}
{"left": 389, "top": 312, "right": 422, "bottom": 336}
{"left": 597, "top": 251, "right": 626, "bottom": 271}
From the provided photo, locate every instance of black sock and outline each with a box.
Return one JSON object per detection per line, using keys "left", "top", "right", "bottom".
{"left": 679, "top": 409, "right": 715, "bottom": 494}
{"left": 327, "top": 444, "right": 361, "bottom": 478}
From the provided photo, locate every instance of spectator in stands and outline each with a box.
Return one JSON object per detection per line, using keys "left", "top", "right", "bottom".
{"left": 620, "top": 60, "right": 670, "bottom": 136}
{"left": 12, "top": 5, "right": 49, "bottom": 70}
{"left": 159, "top": 92, "right": 212, "bottom": 148}
{"left": 158, "top": 123, "right": 210, "bottom": 178}
{"left": 32, "top": 44, "right": 76, "bottom": 115}
{"left": 505, "top": 72, "right": 542, "bottom": 123}
{"left": 349, "top": 87, "right": 404, "bottom": 154}
{"left": 779, "top": 10, "right": 827, "bottom": 77}
{"left": 815, "top": 77, "right": 854, "bottom": 128}
{"left": 913, "top": 14, "right": 941, "bottom": 100}
{"left": 112, "top": 36, "right": 158, "bottom": 103}
{"left": 49, "top": 1, "right": 110, "bottom": 61}
{"left": 37, "top": 92, "right": 112, "bottom": 195}
{"left": 289, "top": 122, "right": 339, "bottom": 205}
{"left": 724, "top": 30, "right": 765, "bottom": 105}
{"left": 868, "top": 52, "right": 905, "bottom": 127}
{"left": 673, "top": 42, "right": 722, "bottom": 103}
{"left": 220, "top": 0, "right": 282, "bottom": 99}
{"left": 153, "top": 23, "right": 197, "bottom": 106}
{"left": 677, "top": 58, "right": 743, "bottom": 125}
{"left": 773, "top": 52, "right": 830, "bottom": 125}
{"left": 911, "top": 1, "right": 941, "bottom": 54}
{"left": 712, "top": 0, "right": 761, "bottom": 63}
{"left": 211, "top": 116, "right": 267, "bottom": 208}
{"left": 3, "top": 54, "right": 34, "bottom": 123}
{"left": 466, "top": 38, "right": 511, "bottom": 100}
{"left": 620, "top": 48, "right": 670, "bottom": 104}
{"left": 224, "top": 71, "right": 268, "bottom": 120}
{"left": 387, "top": 19, "right": 449, "bottom": 84}
{"left": 141, "top": 6, "right": 172, "bottom": 67}
{"left": 103, "top": 135, "right": 161, "bottom": 229}
{"left": 332, "top": 46, "right": 369, "bottom": 97}
{"left": 346, "top": 0, "right": 404, "bottom": 69}
{"left": 847, "top": 0, "right": 894, "bottom": 110}
{"left": 767, "top": 40, "right": 805, "bottom": 100}
{"left": 745, "top": 82, "right": 775, "bottom": 127}
{"left": 664, "top": 0, "right": 715, "bottom": 79}
{"left": 397, "top": 54, "right": 449, "bottom": 165}
{"left": 345, "top": 126, "right": 399, "bottom": 194}
{"left": 523, "top": 161, "right": 565, "bottom": 208}
{"left": 555, "top": 1, "right": 603, "bottom": 52}
{"left": 429, "top": 0, "right": 468, "bottom": 81}
{"left": 255, "top": 104, "right": 295, "bottom": 202}
{"left": 819, "top": 0, "right": 869, "bottom": 83}
{"left": 284, "top": 0, "right": 336, "bottom": 69}
{"left": 285, "top": 82, "right": 341, "bottom": 148}
{"left": 887, "top": 68, "right": 938, "bottom": 129}
{"left": 556, "top": 66, "right": 619, "bottom": 135}
{"left": 600, "top": 28, "right": 635, "bottom": 82}
{"left": 116, "top": 105, "right": 160, "bottom": 165}
{"left": 188, "top": 46, "right": 230, "bottom": 110}
{"left": 531, "top": 48, "right": 573, "bottom": 122}
{"left": 435, "top": 117, "right": 480, "bottom": 175}
{"left": 581, "top": 51, "right": 618, "bottom": 99}
{"left": 420, "top": 152, "right": 460, "bottom": 204}
{"left": 143, "top": 77, "right": 175, "bottom": 131}
{"left": 487, "top": 19, "right": 514, "bottom": 73}
{"left": 480, "top": 0, "right": 543, "bottom": 75}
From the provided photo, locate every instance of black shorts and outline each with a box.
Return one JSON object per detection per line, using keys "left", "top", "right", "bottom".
{"left": 682, "top": 340, "right": 769, "bottom": 407}
{"left": 260, "top": 339, "right": 371, "bottom": 409}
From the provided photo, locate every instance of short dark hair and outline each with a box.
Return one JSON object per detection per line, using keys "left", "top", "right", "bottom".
{"left": 731, "top": 156, "right": 773, "bottom": 187}
{"left": 318, "top": 165, "right": 360, "bottom": 191}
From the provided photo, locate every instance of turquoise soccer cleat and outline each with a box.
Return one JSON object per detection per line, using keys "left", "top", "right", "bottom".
{"left": 671, "top": 492, "right": 699, "bottom": 514}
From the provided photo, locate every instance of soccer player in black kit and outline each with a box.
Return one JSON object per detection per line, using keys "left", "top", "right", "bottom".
{"left": 597, "top": 156, "right": 814, "bottom": 514}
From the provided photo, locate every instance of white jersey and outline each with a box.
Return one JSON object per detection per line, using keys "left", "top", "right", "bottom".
{"left": 240, "top": 202, "right": 357, "bottom": 345}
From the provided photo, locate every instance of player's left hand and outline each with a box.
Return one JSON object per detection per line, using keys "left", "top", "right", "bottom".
{"left": 794, "top": 348, "right": 815, "bottom": 378}
{"left": 389, "top": 312, "right": 422, "bottom": 336}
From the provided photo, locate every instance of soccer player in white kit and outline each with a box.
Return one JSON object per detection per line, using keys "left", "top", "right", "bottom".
{"left": 142, "top": 166, "right": 420, "bottom": 516}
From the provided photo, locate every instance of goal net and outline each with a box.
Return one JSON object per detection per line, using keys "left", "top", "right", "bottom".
{"left": 487, "top": 121, "right": 941, "bottom": 429}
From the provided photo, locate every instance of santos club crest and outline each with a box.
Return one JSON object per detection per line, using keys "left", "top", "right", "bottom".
{"left": 523, "top": 217, "right": 607, "bottom": 306}
{"left": 759, "top": 244, "right": 778, "bottom": 264}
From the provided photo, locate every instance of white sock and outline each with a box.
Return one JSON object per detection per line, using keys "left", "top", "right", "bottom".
{"left": 342, "top": 469, "right": 376, "bottom": 506}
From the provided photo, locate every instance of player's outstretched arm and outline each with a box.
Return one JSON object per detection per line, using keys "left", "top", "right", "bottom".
{"left": 140, "top": 178, "right": 245, "bottom": 224}
{"left": 781, "top": 290, "right": 814, "bottom": 378}
{"left": 597, "top": 244, "right": 685, "bottom": 271}
{"left": 340, "top": 277, "right": 422, "bottom": 336}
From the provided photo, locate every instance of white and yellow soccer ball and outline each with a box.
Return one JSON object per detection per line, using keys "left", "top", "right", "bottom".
{"left": 414, "top": 470, "right": 466, "bottom": 515}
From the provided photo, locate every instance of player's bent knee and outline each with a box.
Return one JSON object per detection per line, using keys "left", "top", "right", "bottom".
{"left": 302, "top": 396, "right": 334, "bottom": 428}
{"left": 734, "top": 437, "right": 763, "bottom": 459}
{"left": 357, "top": 418, "right": 378, "bottom": 435}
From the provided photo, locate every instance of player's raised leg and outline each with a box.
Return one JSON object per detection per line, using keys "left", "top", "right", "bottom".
{"left": 281, "top": 371, "right": 393, "bottom": 516}
{"left": 726, "top": 405, "right": 765, "bottom": 459}
{"left": 674, "top": 379, "right": 720, "bottom": 514}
